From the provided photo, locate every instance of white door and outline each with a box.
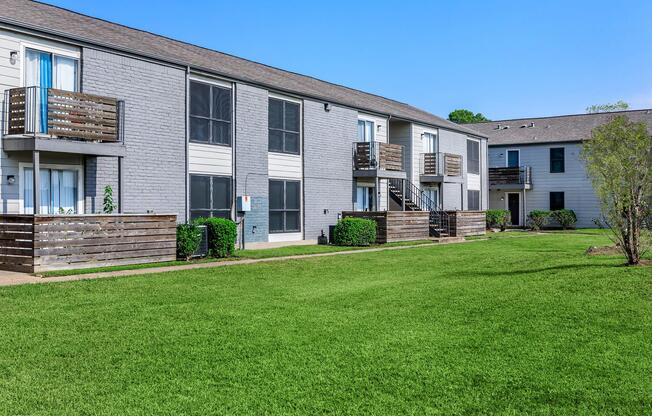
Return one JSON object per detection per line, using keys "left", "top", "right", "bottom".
{"left": 422, "top": 186, "right": 439, "bottom": 209}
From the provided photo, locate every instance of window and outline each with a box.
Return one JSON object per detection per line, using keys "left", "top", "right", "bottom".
{"left": 269, "top": 98, "right": 300, "bottom": 154}
{"left": 24, "top": 167, "right": 78, "bottom": 214}
{"left": 355, "top": 185, "right": 375, "bottom": 211}
{"left": 357, "top": 120, "right": 375, "bottom": 142}
{"left": 467, "top": 140, "right": 480, "bottom": 174}
{"left": 189, "top": 81, "right": 232, "bottom": 146}
{"left": 423, "top": 132, "right": 438, "bottom": 154}
{"left": 550, "top": 192, "right": 565, "bottom": 211}
{"left": 190, "top": 175, "right": 232, "bottom": 220}
{"left": 269, "top": 180, "right": 301, "bottom": 233}
{"left": 550, "top": 147, "right": 565, "bottom": 173}
{"left": 507, "top": 150, "right": 520, "bottom": 168}
{"left": 468, "top": 190, "right": 480, "bottom": 210}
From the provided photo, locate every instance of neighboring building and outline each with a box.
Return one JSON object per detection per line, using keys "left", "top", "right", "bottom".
{"left": 0, "top": 0, "right": 488, "bottom": 245}
{"left": 470, "top": 110, "right": 652, "bottom": 228}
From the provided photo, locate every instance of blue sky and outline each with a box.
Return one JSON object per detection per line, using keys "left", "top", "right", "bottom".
{"left": 43, "top": 0, "right": 652, "bottom": 120}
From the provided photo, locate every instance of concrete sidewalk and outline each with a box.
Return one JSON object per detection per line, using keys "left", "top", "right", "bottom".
{"left": 0, "top": 238, "right": 471, "bottom": 287}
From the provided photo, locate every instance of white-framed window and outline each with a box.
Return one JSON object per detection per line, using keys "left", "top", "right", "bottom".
{"left": 24, "top": 47, "right": 79, "bottom": 92}
{"left": 19, "top": 163, "right": 84, "bottom": 214}
{"left": 357, "top": 120, "right": 374, "bottom": 142}
{"left": 467, "top": 139, "right": 480, "bottom": 175}
{"left": 422, "top": 132, "right": 438, "bottom": 154}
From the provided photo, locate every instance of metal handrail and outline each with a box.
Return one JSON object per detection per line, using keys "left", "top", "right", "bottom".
{"left": 387, "top": 178, "right": 450, "bottom": 236}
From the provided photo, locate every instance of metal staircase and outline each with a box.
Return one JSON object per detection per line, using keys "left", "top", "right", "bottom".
{"left": 388, "top": 178, "right": 450, "bottom": 237}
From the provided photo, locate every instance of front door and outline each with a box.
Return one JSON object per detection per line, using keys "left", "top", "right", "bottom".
{"left": 507, "top": 193, "right": 520, "bottom": 226}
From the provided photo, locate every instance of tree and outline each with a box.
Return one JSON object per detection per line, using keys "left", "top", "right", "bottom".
{"left": 448, "top": 109, "right": 490, "bottom": 124}
{"left": 585, "top": 100, "right": 629, "bottom": 113}
{"left": 581, "top": 115, "right": 652, "bottom": 265}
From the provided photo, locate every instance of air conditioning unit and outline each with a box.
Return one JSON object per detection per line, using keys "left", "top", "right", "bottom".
{"left": 192, "top": 225, "right": 208, "bottom": 257}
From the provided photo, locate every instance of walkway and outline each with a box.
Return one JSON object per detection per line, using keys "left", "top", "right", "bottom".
{"left": 0, "top": 238, "right": 470, "bottom": 287}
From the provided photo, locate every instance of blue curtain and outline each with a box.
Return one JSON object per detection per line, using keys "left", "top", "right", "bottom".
{"left": 39, "top": 52, "right": 52, "bottom": 133}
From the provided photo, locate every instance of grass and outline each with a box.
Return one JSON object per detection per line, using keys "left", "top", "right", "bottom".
{"left": 38, "top": 239, "right": 435, "bottom": 278}
{"left": 1, "top": 233, "right": 650, "bottom": 415}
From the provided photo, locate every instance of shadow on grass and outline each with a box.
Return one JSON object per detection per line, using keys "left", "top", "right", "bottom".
{"left": 476, "top": 263, "right": 613, "bottom": 278}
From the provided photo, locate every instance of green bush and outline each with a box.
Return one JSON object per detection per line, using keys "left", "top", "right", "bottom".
{"left": 193, "top": 217, "right": 237, "bottom": 258}
{"left": 333, "top": 217, "right": 377, "bottom": 246}
{"left": 527, "top": 210, "right": 550, "bottom": 231}
{"left": 176, "top": 223, "right": 202, "bottom": 261}
{"left": 486, "top": 209, "right": 511, "bottom": 231}
{"left": 550, "top": 209, "right": 577, "bottom": 230}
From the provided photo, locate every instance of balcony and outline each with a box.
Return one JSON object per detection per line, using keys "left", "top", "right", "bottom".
{"left": 2, "top": 86, "right": 125, "bottom": 157}
{"left": 352, "top": 141, "right": 406, "bottom": 179}
{"left": 489, "top": 166, "right": 532, "bottom": 190}
{"left": 419, "top": 152, "right": 463, "bottom": 183}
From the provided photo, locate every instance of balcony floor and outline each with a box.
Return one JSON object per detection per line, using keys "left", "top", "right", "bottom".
{"left": 353, "top": 169, "right": 406, "bottom": 180}
{"left": 3, "top": 135, "right": 126, "bottom": 157}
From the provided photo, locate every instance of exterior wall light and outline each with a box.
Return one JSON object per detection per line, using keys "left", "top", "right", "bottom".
{"left": 324, "top": 103, "right": 331, "bottom": 112}
{"left": 7, "top": 175, "right": 15, "bottom": 185}
{"left": 9, "top": 51, "right": 18, "bottom": 65}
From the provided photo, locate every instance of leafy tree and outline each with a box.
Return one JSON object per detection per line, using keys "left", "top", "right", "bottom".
{"left": 585, "top": 100, "right": 629, "bottom": 113}
{"left": 448, "top": 109, "right": 490, "bottom": 124}
{"left": 103, "top": 185, "right": 116, "bottom": 214}
{"left": 581, "top": 115, "right": 652, "bottom": 265}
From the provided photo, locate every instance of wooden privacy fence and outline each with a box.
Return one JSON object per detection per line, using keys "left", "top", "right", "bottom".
{"left": 446, "top": 211, "right": 486, "bottom": 237}
{"left": 6, "top": 87, "right": 121, "bottom": 142}
{"left": 0, "top": 214, "right": 177, "bottom": 273}
{"left": 354, "top": 142, "right": 404, "bottom": 172}
{"left": 342, "top": 211, "right": 429, "bottom": 243}
{"left": 421, "top": 152, "right": 463, "bottom": 176}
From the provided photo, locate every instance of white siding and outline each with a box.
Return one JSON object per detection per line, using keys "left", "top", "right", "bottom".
{"left": 268, "top": 152, "right": 302, "bottom": 179}
{"left": 488, "top": 143, "right": 601, "bottom": 228}
{"left": 358, "top": 113, "right": 388, "bottom": 143}
{"left": 188, "top": 143, "right": 232, "bottom": 176}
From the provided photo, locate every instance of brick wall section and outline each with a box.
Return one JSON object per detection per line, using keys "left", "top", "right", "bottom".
{"left": 81, "top": 48, "right": 187, "bottom": 221}
{"left": 303, "top": 100, "right": 357, "bottom": 239}
{"left": 235, "top": 83, "right": 269, "bottom": 243}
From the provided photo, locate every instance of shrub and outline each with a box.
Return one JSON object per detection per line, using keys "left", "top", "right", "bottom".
{"left": 486, "top": 209, "right": 511, "bottom": 231}
{"left": 193, "top": 217, "right": 238, "bottom": 257}
{"left": 551, "top": 209, "right": 577, "bottom": 230}
{"left": 176, "top": 223, "right": 202, "bottom": 261}
{"left": 333, "top": 217, "right": 377, "bottom": 246}
{"left": 527, "top": 210, "right": 550, "bottom": 231}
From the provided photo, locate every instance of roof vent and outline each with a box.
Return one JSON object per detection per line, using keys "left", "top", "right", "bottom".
{"left": 496, "top": 124, "right": 501, "bottom": 130}
{"left": 520, "top": 124, "right": 527, "bottom": 128}
{"left": 503, "top": 125, "right": 510, "bottom": 129}
{"left": 529, "top": 122, "right": 535, "bottom": 128}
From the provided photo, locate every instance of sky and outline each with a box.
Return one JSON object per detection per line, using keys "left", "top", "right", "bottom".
{"left": 42, "top": 0, "right": 652, "bottom": 120}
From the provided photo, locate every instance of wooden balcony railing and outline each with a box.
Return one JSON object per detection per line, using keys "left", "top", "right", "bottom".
{"left": 420, "top": 152, "right": 463, "bottom": 176}
{"left": 353, "top": 141, "right": 404, "bottom": 172}
{"left": 5, "top": 87, "right": 123, "bottom": 142}
{"left": 489, "top": 166, "right": 532, "bottom": 186}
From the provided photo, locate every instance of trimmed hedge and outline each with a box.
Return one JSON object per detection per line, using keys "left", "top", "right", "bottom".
{"left": 193, "top": 217, "right": 237, "bottom": 258}
{"left": 551, "top": 209, "right": 577, "bottom": 230}
{"left": 176, "top": 223, "right": 202, "bottom": 260}
{"left": 333, "top": 218, "right": 377, "bottom": 246}
{"left": 486, "top": 209, "right": 511, "bottom": 231}
{"left": 527, "top": 210, "right": 550, "bottom": 231}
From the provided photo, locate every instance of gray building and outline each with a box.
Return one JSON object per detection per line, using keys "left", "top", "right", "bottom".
{"left": 0, "top": 0, "right": 488, "bottom": 245}
{"left": 470, "top": 110, "right": 652, "bottom": 228}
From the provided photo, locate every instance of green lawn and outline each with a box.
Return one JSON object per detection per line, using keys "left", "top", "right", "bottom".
{"left": 1, "top": 233, "right": 650, "bottom": 415}
{"left": 38, "top": 239, "right": 435, "bottom": 277}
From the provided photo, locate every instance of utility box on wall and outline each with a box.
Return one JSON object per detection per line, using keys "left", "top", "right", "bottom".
{"left": 237, "top": 195, "right": 251, "bottom": 212}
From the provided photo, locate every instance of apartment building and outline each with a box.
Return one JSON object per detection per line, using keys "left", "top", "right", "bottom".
{"left": 0, "top": 0, "right": 488, "bottom": 244}
{"left": 470, "top": 110, "right": 652, "bottom": 228}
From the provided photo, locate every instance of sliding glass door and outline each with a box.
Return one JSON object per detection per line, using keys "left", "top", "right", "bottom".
{"left": 24, "top": 168, "right": 78, "bottom": 214}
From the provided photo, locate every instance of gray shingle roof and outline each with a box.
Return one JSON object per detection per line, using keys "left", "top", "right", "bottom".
{"left": 0, "top": 0, "right": 484, "bottom": 137}
{"left": 469, "top": 109, "right": 652, "bottom": 146}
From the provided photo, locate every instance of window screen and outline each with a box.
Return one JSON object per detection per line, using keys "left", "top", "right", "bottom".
{"left": 467, "top": 190, "right": 480, "bottom": 210}
{"left": 467, "top": 140, "right": 480, "bottom": 174}
{"left": 190, "top": 175, "right": 232, "bottom": 220}
{"left": 189, "top": 81, "right": 232, "bottom": 146}
{"left": 269, "top": 98, "right": 300, "bottom": 154}
{"left": 269, "top": 179, "right": 301, "bottom": 232}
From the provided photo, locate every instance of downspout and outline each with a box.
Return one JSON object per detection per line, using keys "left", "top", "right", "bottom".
{"left": 184, "top": 65, "right": 190, "bottom": 223}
